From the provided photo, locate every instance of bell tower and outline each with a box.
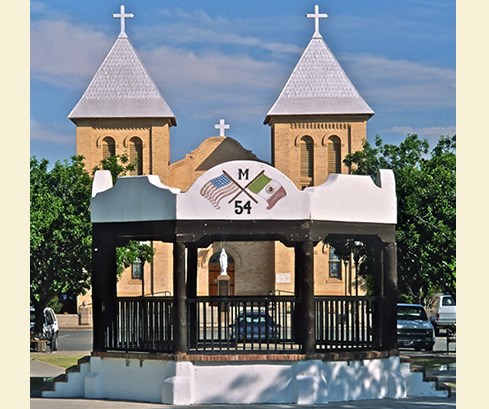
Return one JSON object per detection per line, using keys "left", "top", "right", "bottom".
{"left": 264, "top": 5, "right": 373, "bottom": 189}
{"left": 68, "top": 5, "right": 176, "bottom": 183}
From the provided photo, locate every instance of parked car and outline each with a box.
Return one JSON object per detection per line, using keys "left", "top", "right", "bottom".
{"left": 229, "top": 309, "right": 280, "bottom": 343}
{"left": 425, "top": 293, "right": 456, "bottom": 335}
{"left": 397, "top": 303, "right": 435, "bottom": 351}
{"left": 30, "top": 307, "right": 59, "bottom": 351}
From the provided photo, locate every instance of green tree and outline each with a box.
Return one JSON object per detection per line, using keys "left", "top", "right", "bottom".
{"left": 92, "top": 152, "right": 136, "bottom": 184}
{"left": 30, "top": 154, "right": 154, "bottom": 334}
{"left": 30, "top": 156, "right": 92, "bottom": 333}
{"left": 115, "top": 240, "right": 155, "bottom": 276}
{"left": 344, "top": 134, "right": 456, "bottom": 302}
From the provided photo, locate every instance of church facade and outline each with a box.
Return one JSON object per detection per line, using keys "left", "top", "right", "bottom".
{"left": 69, "top": 5, "right": 374, "bottom": 303}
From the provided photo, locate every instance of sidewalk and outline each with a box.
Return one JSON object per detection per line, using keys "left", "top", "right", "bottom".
{"left": 30, "top": 397, "right": 456, "bottom": 409}
{"left": 31, "top": 359, "right": 66, "bottom": 378}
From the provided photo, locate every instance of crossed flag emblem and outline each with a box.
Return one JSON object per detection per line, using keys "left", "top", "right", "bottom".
{"left": 200, "top": 170, "right": 287, "bottom": 210}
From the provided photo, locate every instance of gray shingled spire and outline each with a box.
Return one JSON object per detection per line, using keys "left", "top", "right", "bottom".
{"left": 264, "top": 8, "right": 373, "bottom": 124}
{"left": 69, "top": 27, "right": 176, "bottom": 124}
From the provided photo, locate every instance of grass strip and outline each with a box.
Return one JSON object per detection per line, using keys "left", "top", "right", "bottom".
{"left": 409, "top": 355, "right": 455, "bottom": 371}
{"left": 31, "top": 353, "right": 85, "bottom": 369}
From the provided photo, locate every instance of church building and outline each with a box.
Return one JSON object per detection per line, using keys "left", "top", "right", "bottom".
{"left": 69, "top": 5, "right": 374, "bottom": 304}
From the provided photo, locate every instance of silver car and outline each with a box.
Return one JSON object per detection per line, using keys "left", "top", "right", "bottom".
{"left": 425, "top": 293, "right": 456, "bottom": 335}
{"left": 397, "top": 303, "right": 435, "bottom": 351}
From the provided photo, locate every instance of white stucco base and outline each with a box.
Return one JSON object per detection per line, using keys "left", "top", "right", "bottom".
{"left": 43, "top": 355, "right": 447, "bottom": 404}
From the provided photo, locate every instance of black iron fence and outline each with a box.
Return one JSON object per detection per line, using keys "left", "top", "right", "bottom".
{"left": 106, "top": 297, "right": 173, "bottom": 352}
{"left": 187, "top": 296, "right": 298, "bottom": 353}
{"left": 315, "top": 296, "right": 379, "bottom": 350}
{"left": 106, "top": 295, "right": 379, "bottom": 353}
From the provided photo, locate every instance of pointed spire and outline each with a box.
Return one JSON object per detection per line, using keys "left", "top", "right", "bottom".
{"left": 69, "top": 8, "right": 175, "bottom": 123}
{"left": 265, "top": 7, "right": 373, "bottom": 124}
{"left": 113, "top": 4, "right": 134, "bottom": 38}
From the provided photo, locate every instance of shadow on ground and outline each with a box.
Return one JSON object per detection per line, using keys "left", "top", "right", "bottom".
{"left": 31, "top": 377, "right": 54, "bottom": 398}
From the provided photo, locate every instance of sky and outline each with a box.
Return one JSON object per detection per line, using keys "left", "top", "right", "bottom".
{"left": 30, "top": 0, "right": 456, "bottom": 165}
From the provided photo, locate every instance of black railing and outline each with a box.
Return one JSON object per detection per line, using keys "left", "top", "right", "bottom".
{"left": 106, "top": 296, "right": 380, "bottom": 354}
{"left": 315, "top": 296, "right": 378, "bottom": 350}
{"left": 106, "top": 297, "right": 174, "bottom": 352}
{"left": 187, "top": 296, "right": 298, "bottom": 353}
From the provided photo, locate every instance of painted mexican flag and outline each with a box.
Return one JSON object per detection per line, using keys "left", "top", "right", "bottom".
{"left": 247, "top": 172, "right": 287, "bottom": 210}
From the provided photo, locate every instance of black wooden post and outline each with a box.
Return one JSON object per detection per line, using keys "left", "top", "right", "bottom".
{"left": 293, "top": 243, "right": 304, "bottom": 344}
{"left": 382, "top": 242, "right": 398, "bottom": 350}
{"left": 371, "top": 241, "right": 384, "bottom": 349}
{"left": 92, "top": 226, "right": 117, "bottom": 352}
{"left": 301, "top": 240, "right": 316, "bottom": 354}
{"left": 173, "top": 241, "right": 187, "bottom": 353}
{"left": 186, "top": 244, "right": 198, "bottom": 349}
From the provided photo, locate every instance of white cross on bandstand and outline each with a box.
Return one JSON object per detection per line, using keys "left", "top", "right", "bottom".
{"left": 113, "top": 4, "right": 134, "bottom": 37}
{"left": 215, "top": 119, "right": 230, "bottom": 137}
{"left": 306, "top": 4, "right": 328, "bottom": 38}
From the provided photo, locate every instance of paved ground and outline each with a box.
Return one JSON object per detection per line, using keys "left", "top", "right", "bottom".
{"left": 30, "top": 397, "right": 457, "bottom": 409}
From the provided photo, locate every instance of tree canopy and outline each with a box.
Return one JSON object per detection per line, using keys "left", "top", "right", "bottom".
{"left": 30, "top": 156, "right": 92, "bottom": 330}
{"left": 344, "top": 134, "right": 456, "bottom": 302}
{"left": 30, "top": 154, "right": 154, "bottom": 332}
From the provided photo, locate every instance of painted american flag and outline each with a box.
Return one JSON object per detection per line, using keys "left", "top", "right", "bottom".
{"left": 200, "top": 173, "right": 240, "bottom": 209}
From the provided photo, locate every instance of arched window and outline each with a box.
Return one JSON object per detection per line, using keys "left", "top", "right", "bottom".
{"left": 129, "top": 137, "right": 143, "bottom": 175}
{"left": 328, "top": 246, "right": 342, "bottom": 279}
{"left": 102, "top": 137, "right": 116, "bottom": 159}
{"left": 327, "top": 136, "right": 341, "bottom": 174}
{"left": 131, "top": 258, "right": 143, "bottom": 280}
{"left": 300, "top": 136, "right": 314, "bottom": 188}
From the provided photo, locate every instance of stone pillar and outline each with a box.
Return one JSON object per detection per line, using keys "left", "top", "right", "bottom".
{"left": 92, "top": 227, "right": 117, "bottom": 352}
{"left": 173, "top": 241, "right": 187, "bottom": 353}
{"left": 217, "top": 274, "right": 230, "bottom": 296}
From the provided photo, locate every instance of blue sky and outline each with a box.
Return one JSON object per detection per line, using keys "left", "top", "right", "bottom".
{"left": 30, "top": 0, "right": 455, "bottom": 165}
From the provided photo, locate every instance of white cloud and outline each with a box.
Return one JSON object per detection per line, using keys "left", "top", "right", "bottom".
{"left": 142, "top": 46, "right": 284, "bottom": 90}
{"left": 378, "top": 126, "right": 456, "bottom": 148}
{"left": 142, "top": 7, "right": 302, "bottom": 56}
{"left": 30, "top": 119, "right": 72, "bottom": 144}
{"left": 30, "top": 14, "right": 291, "bottom": 99}
{"left": 389, "top": 126, "right": 456, "bottom": 137}
{"left": 341, "top": 53, "right": 455, "bottom": 111}
{"left": 404, "top": 0, "right": 454, "bottom": 8}
{"left": 30, "top": 19, "right": 112, "bottom": 88}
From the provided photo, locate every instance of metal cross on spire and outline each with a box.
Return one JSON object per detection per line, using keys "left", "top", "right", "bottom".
{"left": 215, "top": 119, "right": 230, "bottom": 136}
{"left": 306, "top": 4, "right": 328, "bottom": 38}
{"left": 113, "top": 4, "right": 134, "bottom": 37}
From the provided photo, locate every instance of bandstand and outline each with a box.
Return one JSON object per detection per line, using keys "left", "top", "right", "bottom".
{"left": 37, "top": 2, "right": 453, "bottom": 402}
{"left": 43, "top": 161, "right": 447, "bottom": 403}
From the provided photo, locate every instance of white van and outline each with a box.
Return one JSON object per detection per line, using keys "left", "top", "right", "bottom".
{"left": 30, "top": 307, "right": 59, "bottom": 351}
{"left": 425, "top": 293, "right": 456, "bottom": 335}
